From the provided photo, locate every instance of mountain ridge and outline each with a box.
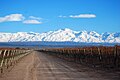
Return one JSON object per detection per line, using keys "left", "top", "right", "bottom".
{"left": 0, "top": 28, "right": 120, "bottom": 43}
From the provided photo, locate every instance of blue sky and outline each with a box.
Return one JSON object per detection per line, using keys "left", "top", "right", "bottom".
{"left": 0, "top": 0, "right": 120, "bottom": 33}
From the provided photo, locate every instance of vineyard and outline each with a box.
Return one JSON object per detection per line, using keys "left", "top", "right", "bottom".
{"left": 40, "top": 45, "right": 120, "bottom": 70}
{"left": 0, "top": 48, "right": 31, "bottom": 74}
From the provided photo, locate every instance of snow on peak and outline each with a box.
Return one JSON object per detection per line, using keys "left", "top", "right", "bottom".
{"left": 0, "top": 28, "right": 120, "bottom": 43}
{"left": 64, "top": 28, "right": 72, "bottom": 31}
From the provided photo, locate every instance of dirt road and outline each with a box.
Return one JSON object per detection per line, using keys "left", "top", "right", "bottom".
{"left": 0, "top": 51, "right": 120, "bottom": 80}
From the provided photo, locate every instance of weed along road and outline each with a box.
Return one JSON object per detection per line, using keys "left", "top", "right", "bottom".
{"left": 0, "top": 51, "right": 120, "bottom": 80}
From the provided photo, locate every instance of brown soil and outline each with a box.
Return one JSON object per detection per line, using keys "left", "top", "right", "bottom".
{"left": 0, "top": 51, "right": 120, "bottom": 80}
{"left": 0, "top": 52, "right": 35, "bottom": 80}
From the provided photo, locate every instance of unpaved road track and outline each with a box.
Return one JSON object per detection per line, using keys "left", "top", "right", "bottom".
{"left": 0, "top": 51, "right": 120, "bottom": 80}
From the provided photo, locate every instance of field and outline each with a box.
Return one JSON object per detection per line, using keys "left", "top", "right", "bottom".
{"left": 40, "top": 45, "right": 120, "bottom": 70}
{"left": 0, "top": 46, "right": 120, "bottom": 80}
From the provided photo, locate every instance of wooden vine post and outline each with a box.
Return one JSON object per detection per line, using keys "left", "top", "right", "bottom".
{"left": 0, "top": 48, "right": 31, "bottom": 74}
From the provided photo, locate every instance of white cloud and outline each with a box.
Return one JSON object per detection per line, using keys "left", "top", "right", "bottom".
{"left": 0, "top": 14, "right": 25, "bottom": 22}
{"left": 23, "top": 20, "right": 42, "bottom": 24}
{"left": 58, "top": 15, "right": 67, "bottom": 18}
{"left": 24, "top": 16, "right": 43, "bottom": 24}
{"left": 0, "top": 14, "right": 43, "bottom": 24}
{"left": 69, "top": 14, "right": 96, "bottom": 18}
{"left": 29, "top": 16, "right": 42, "bottom": 20}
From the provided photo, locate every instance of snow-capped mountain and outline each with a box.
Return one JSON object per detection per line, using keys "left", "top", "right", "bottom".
{"left": 0, "top": 28, "right": 120, "bottom": 43}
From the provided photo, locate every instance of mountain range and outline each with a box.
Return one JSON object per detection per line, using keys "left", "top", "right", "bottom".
{"left": 0, "top": 28, "right": 120, "bottom": 43}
